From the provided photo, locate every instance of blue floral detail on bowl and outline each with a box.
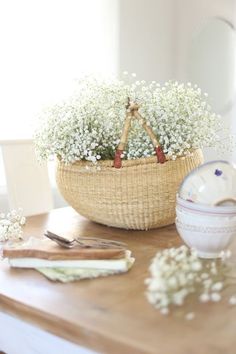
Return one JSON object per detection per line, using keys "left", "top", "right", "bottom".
{"left": 215, "top": 169, "right": 222, "bottom": 176}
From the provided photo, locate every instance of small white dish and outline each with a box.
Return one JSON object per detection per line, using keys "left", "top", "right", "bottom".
{"left": 179, "top": 160, "right": 236, "bottom": 206}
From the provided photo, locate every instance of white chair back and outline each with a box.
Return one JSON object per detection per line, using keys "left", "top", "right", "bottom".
{"left": 0, "top": 139, "right": 53, "bottom": 216}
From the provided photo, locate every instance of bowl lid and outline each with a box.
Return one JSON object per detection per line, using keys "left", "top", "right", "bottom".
{"left": 178, "top": 160, "right": 236, "bottom": 206}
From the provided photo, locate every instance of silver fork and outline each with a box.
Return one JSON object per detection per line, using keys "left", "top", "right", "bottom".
{"left": 44, "top": 231, "right": 127, "bottom": 249}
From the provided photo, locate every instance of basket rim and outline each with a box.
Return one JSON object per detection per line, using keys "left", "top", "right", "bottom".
{"left": 57, "top": 149, "right": 202, "bottom": 169}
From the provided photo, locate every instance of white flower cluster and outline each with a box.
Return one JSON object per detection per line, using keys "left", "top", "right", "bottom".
{"left": 35, "top": 76, "right": 227, "bottom": 164}
{"left": 0, "top": 209, "right": 26, "bottom": 242}
{"left": 148, "top": 82, "right": 221, "bottom": 159}
{"left": 146, "top": 245, "right": 230, "bottom": 317}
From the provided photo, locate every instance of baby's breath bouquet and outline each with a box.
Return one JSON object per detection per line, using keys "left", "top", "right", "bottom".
{"left": 35, "top": 75, "right": 227, "bottom": 164}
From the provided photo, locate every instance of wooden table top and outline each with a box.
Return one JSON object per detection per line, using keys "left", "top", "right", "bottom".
{"left": 1, "top": 207, "right": 236, "bottom": 354}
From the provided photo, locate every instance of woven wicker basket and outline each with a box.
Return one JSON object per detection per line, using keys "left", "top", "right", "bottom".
{"left": 56, "top": 149, "right": 203, "bottom": 230}
{"left": 56, "top": 102, "right": 203, "bottom": 230}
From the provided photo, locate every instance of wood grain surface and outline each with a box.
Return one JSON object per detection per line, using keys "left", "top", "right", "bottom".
{"left": 1, "top": 207, "right": 236, "bottom": 354}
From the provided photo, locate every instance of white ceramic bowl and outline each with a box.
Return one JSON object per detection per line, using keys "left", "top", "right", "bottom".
{"left": 176, "top": 195, "right": 236, "bottom": 221}
{"left": 176, "top": 218, "right": 236, "bottom": 258}
{"left": 176, "top": 195, "right": 236, "bottom": 215}
{"left": 176, "top": 196, "right": 236, "bottom": 258}
{"left": 176, "top": 206, "right": 236, "bottom": 227}
{"left": 179, "top": 160, "right": 236, "bottom": 206}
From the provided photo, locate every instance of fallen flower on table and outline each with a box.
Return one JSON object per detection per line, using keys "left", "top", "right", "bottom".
{"left": 0, "top": 209, "right": 26, "bottom": 242}
{"left": 145, "top": 245, "right": 236, "bottom": 319}
{"left": 229, "top": 295, "right": 236, "bottom": 305}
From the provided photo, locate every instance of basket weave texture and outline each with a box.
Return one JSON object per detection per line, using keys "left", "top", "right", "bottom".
{"left": 56, "top": 149, "right": 203, "bottom": 230}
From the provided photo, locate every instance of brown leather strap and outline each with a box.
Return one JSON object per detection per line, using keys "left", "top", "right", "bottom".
{"left": 155, "top": 146, "right": 166, "bottom": 163}
{"left": 114, "top": 149, "right": 123, "bottom": 169}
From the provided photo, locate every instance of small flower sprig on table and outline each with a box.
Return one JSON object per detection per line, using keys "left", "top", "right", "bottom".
{"left": 0, "top": 209, "right": 26, "bottom": 242}
{"left": 146, "top": 245, "right": 235, "bottom": 319}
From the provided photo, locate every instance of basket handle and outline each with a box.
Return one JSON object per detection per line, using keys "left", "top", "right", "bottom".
{"left": 114, "top": 100, "right": 166, "bottom": 168}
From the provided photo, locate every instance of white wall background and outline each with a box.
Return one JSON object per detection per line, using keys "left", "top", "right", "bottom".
{"left": 173, "top": 0, "right": 236, "bottom": 82}
{"left": 0, "top": 0, "right": 119, "bottom": 139}
{"left": 172, "top": 0, "right": 236, "bottom": 161}
{"left": 119, "top": 0, "right": 175, "bottom": 83}
{"left": 119, "top": 0, "right": 236, "bottom": 89}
